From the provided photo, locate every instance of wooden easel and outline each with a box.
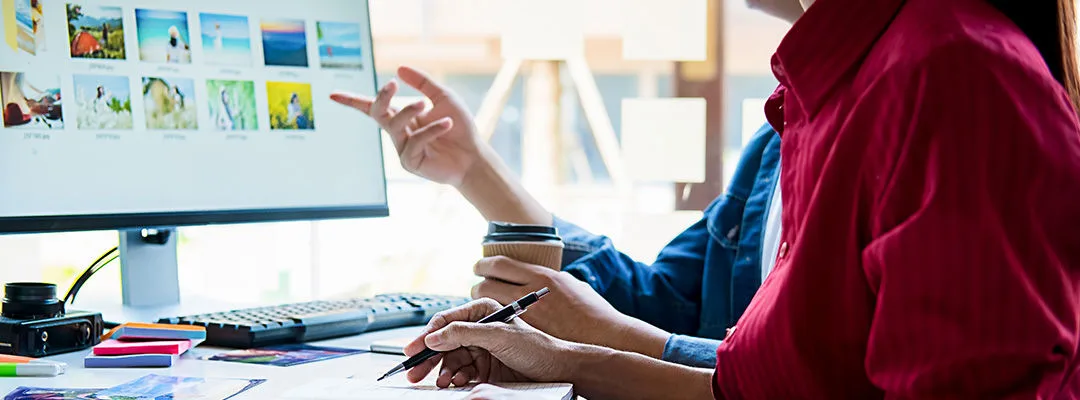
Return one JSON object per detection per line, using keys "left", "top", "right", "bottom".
{"left": 472, "top": 56, "right": 632, "bottom": 201}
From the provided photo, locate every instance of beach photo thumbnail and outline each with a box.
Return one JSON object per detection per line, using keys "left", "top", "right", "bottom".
{"left": 207, "top": 80, "right": 257, "bottom": 131}
{"left": 66, "top": 3, "right": 125, "bottom": 59}
{"left": 142, "top": 77, "right": 197, "bottom": 130}
{"left": 6, "top": 0, "right": 46, "bottom": 55}
{"left": 317, "top": 21, "right": 362, "bottom": 70}
{"left": 261, "top": 19, "right": 308, "bottom": 67}
{"left": 73, "top": 74, "right": 132, "bottom": 130}
{"left": 136, "top": 9, "right": 191, "bottom": 64}
{"left": 1, "top": 71, "right": 62, "bottom": 129}
{"left": 200, "top": 13, "right": 251, "bottom": 67}
{"left": 267, "top": 81, "right": 314, "bottom": 130}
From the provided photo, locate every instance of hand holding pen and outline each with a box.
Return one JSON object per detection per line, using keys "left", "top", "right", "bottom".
{"left": 380, "top": 288, "right": 549, "bottom": 381}
{"left": 386, "top": 289, "right": 588, "bottom": 388}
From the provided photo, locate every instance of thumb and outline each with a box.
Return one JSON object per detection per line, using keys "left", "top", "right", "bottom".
{"left": 425, "top": 321, "right": 513, "bottom": 353}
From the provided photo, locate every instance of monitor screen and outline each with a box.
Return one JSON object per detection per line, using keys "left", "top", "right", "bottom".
{"left": 0, "top": 0, "right": 386, "bottom": 233}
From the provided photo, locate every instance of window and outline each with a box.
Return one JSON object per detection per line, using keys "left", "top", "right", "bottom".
{"left": 0, "top": 0, "right": 795, "bottom": 306}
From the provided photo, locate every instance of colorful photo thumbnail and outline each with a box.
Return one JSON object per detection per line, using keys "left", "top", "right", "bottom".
{"left": 73, "top": 74, "right": 132, "bottom": 130}
{"left": 1, "top": 71, "right": 62, "bottom": 129}
{"left": 261, "top": 19, "right": 308, "bottom": 67}
{"left": 200, "top": 13, "right": 252, "bottom": 67}
{"left": 142, "top": 77, "right": 197, "bottom": 130}
{"left": 317, "top": 21, "right": 362, "bottom": 70}
{"left": 136, "top": 9, "right": 191, "bottom": 64}
{"left": 267, "top": 81, "right": 314, "bottom": 130}
{"left": 66, "top": 3, "right": 125, "bottom": 59}
{"left": 6, "top": 0, "right": 46, "bottom": 55}
{"left": 207, "top": 79, "right": 257, "bottom": 131}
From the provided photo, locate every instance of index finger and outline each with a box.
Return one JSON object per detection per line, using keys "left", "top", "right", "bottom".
{"left": 330, "top": 92, "right": 373, "bottom": 114}
{"left": 398, "top": 66, "right": 450, "bottom": 103}
{"left": 473, "top": 256, "right": 553, "bottom": 285}
{"left": 404, "top": 299, "right": 502, "bottom": 357}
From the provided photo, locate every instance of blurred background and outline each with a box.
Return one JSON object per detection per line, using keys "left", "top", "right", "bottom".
{"left": 0, "top": 0, "right": 790, "bottom": 307}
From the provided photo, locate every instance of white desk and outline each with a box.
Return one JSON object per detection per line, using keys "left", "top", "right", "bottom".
{"left": 0, "top": 326, "right": 425, "bottom": 398}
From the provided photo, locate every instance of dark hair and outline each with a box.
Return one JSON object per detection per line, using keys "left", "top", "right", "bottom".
{"left": 990, "top": 0, "right": 1080, "bottom": 112}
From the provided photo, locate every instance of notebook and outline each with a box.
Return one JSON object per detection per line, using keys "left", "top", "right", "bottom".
{"left": 282, "top": 379, "right": 574, "bottom": 400}
{"left": 84, "top": 353, "right": 177, "bottom": 368}
{"left": 93, "top": 339, "right": 193, "bottom": 356}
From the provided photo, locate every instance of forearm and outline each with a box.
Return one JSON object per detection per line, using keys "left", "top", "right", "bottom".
{"left": 456, "top": 146, "right": 552, "bottom": 225}
{"left": 566, "top": 343, "right": 714, "bottom": 400}
{"left": 611, "top": 316, "right": 670, "bottom": 360}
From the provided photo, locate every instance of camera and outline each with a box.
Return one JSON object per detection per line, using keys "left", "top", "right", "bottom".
{"left": 0, "top": 282, "right": 103, "bottom": 357}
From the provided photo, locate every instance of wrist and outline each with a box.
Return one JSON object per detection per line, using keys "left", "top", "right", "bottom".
{"left": 454, "top": 144, "right": 500, "bottom": 193}
{"left": 560, "top": 341, "right": 616, "bottom": 383}
{"left": 613, "top": 317, "right": 670, "bottom": 360}
{"left": 562, "top": 342, "right": 716, "bottom": 400}
{"left": 454, "top": 145, "right": 553, "bottom": 225}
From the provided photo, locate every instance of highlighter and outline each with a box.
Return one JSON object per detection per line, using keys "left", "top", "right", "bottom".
{"left": 0, "top": 362, "right": 64, "bottom": 377}
{"left": 0, "top": 355, "right": 68, "bottom": 373}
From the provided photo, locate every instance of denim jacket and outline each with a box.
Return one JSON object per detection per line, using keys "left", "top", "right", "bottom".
{"left": 554, "top": 123, "right": 781, "bottom": 368}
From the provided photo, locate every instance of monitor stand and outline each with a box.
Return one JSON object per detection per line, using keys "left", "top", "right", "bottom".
{"left": 118, "top": 228, "right": 180, "bottom": 307}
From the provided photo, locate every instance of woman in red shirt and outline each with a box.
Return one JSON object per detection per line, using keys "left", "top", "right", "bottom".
{"left": 393, "top": 0, "right": 1080, "bottom": 398}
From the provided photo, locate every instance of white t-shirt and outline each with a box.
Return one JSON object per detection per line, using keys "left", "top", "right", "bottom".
{"left": 761, "top": 174, "right": 783, "bottom": 283}
{"left": 166, "top": 41, "right": 185, "bottom": 63}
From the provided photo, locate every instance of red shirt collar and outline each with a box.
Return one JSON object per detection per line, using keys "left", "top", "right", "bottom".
{"left": 772, "top": 0, "right": 907, "bottom": 117}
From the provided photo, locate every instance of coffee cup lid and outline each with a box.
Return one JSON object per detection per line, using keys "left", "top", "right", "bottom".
{"left": 484, "top": 221, "right": 561, "bottom": 242}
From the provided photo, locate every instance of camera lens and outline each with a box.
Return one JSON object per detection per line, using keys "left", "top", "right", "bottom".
{"left": 2, "top": 282, "right": 64, "bottom": 320}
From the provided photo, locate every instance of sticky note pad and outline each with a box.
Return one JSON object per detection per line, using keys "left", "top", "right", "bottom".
{"left": 93, "top": 339, "right": 192, "bottom": 356}
{"left": 85, "top": 353, "right": 176, "bottom": 368}
{"left": 103, "top": 322, "right": 206, "bottom": 341}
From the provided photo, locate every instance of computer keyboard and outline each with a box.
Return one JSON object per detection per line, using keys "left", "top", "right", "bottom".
{"left": 157, "top": 293, "right": 471, "bottom": 348}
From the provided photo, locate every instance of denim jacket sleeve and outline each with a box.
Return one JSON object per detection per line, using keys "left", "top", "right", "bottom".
{"left": 555, "top": 212, "right": 715, "bottom": 366}
{"left": 555, "top": 212, "right": 710, "bottom": 336}
{"left": 553, "top": 123, "right": 781, "bottom": 368}
{"left": 663, "top": 335, "right": 722, "bottom": 368}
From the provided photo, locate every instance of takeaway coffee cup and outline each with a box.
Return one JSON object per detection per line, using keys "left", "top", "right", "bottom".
{"left": 482, "top": 222, "right": 564, "bottom": 270}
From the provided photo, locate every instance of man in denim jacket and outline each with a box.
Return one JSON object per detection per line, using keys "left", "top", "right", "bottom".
{"left": 554, "top": 125, "right": 780, "bottom": 367}
{"left": 332, "top": 3, "right": 797, "bottom": 369}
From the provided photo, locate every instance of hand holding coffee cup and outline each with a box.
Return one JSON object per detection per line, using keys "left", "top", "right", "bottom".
{"left": 482, "top": 222, "right": 564, "bottom": 270}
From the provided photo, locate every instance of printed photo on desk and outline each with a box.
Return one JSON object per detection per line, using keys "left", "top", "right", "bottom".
{"left": 90, "top": 374, "right": 264, "bottom": 400}
{"left": 204, "top": 343, "right": 366, "bottom": 367}
{"left": 3, "top": 386, "right": 101, "bottom": 400}
{"left": 65, "top": 4, "right": 125, "bottom": 60}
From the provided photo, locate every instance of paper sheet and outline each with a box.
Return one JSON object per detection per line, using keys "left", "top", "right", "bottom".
{"left": 281, "top": 379, "right": 573, "bottom": 400}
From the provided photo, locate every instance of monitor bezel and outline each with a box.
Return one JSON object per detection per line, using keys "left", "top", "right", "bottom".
{"left": 0, "top": 1, "right": 389, "bottom": 235}
{"left": 0, "top": 205, "right": 389, "bottom": 234}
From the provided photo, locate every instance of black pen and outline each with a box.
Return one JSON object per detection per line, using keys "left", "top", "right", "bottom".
{"left": 377, "top": 287, "right": 550, "bottom": 381}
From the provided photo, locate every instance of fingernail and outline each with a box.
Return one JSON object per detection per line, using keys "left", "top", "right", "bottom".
{"left": 426, "top": 334, "right": 442, "bottom": 347}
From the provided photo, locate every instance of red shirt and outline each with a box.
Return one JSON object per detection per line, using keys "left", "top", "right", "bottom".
{"left": 714, "top": 0, "right": 1080, "bottom": 398}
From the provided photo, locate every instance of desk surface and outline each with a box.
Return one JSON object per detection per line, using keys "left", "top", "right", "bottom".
{"left": 0, "top": 326, "right": 424, "bottom": 398}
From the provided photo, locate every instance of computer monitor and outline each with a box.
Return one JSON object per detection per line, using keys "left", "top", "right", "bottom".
{"left": 0, "top": 0, "right": 385, "bottom": 307}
